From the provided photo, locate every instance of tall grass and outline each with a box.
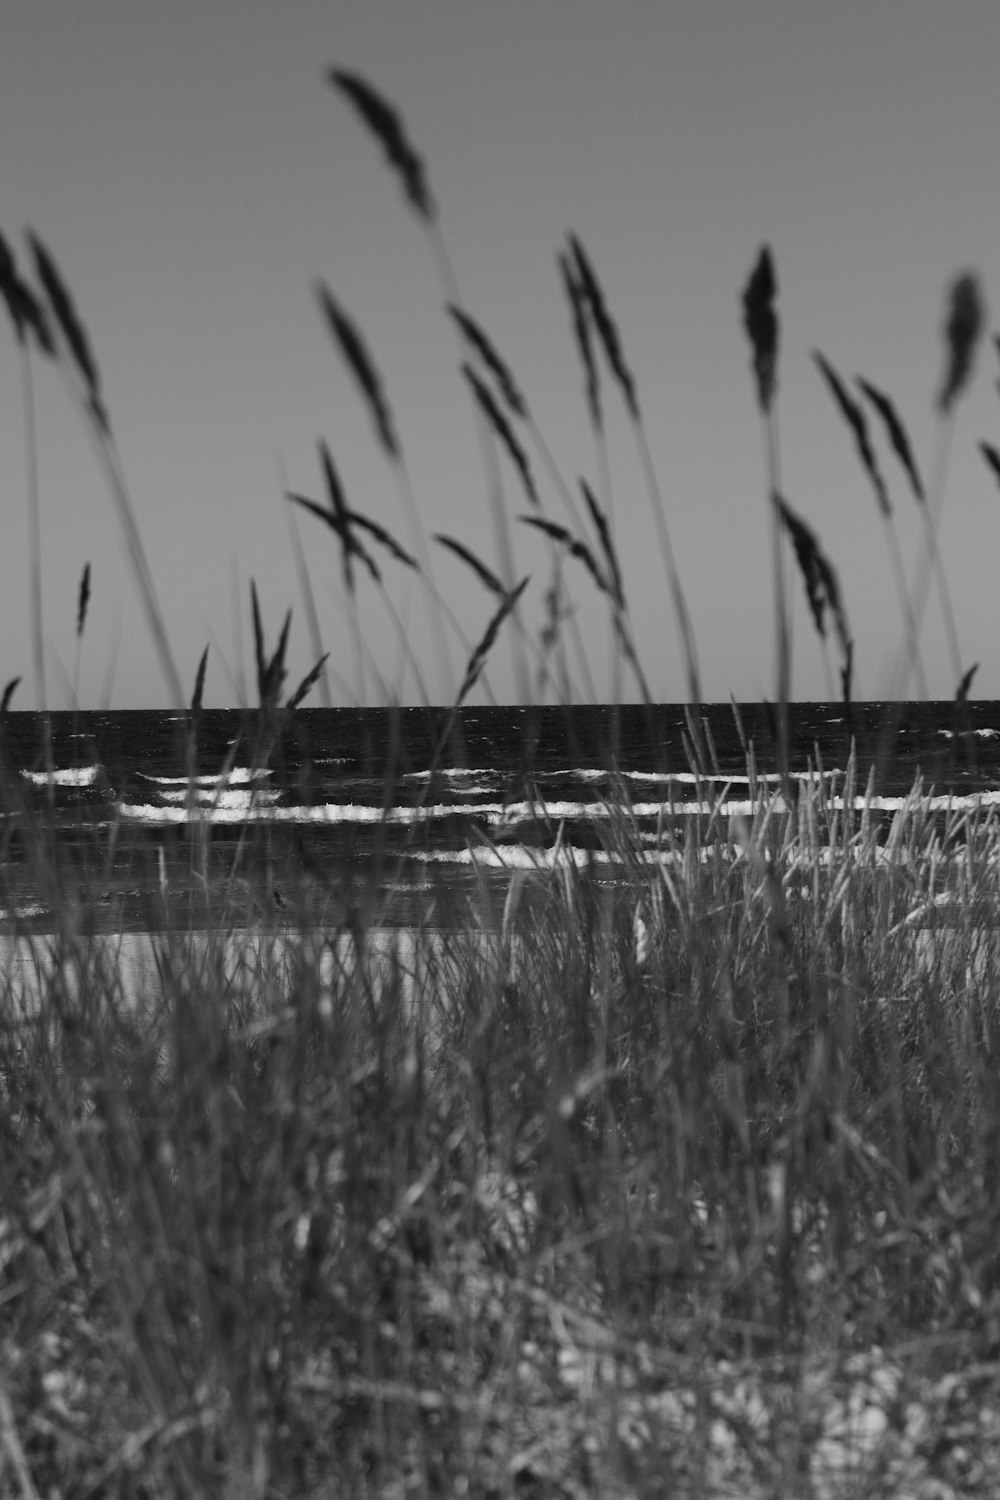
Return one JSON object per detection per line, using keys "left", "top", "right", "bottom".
{"left": 2, "top": 68, "right": 1000, "bottom": 1500}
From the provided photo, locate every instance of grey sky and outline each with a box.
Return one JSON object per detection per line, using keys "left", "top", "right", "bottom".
{"left": 0, "top": 2, "right": 998, "bottom": 707}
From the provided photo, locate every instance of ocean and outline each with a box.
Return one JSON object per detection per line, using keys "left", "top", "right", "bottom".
{"left": 1, "top": 701, "right": 998, "bottom": 930}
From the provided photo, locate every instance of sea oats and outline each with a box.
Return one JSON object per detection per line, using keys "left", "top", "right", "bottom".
{"left": 329, "top": 69, "right": 435, "bottom": 221}
{"left": 520, "top": 515, "right": 609, "bottom": 598}
{"left": 568, "top": 234, "right": 638, "bottom": 419}
{"left": 462, "top": 363, "right": 538, "bottom": 507}
{"left": 448, "top": 305, "right": 526, "bottom": 418}
{"left": 29, "top": 232, "right": 109, "bottom": 431}
{"left": 856, "top": 377, "right": 924, "bottom": 502}
{"left": 317, "top": 284, "right": 399, "bottom": 460}
{"left": 457, "top": 576, "right": 529, "bottom": 707}
{"left": 434, "top": 534, "right": 507, "bottom": 599}
{"left": 938, "top": 271, "right": 984, "bottom": 415}
{"left": 742, "top": 247, "right": 778, "bottom": 414}
{"left": 76, "top": 562, "right": 91, "bottom": 638}
{"left": 813, "top": 351, "right": 889, "bottom": 516}
{"left": 580, "top": 478, "right": 623, "bottom": 608}
{"left": 190, "top": 644, "right": 209, "bottom": 715}
{"left": 559, "top": 249, "right": 600, "bottom": 427}
{"left": 0, "top": 228, "right": 52, "bottom": 354}
{"left": 776, "top": 493, "right": 851, "bottom": 663}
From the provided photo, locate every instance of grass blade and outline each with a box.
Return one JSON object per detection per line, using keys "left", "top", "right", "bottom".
{"left": 1, "top": 677, "right": 20, "bottom": 712}
{"left": 329, "top": 69, "right": 435, "bottom": 221}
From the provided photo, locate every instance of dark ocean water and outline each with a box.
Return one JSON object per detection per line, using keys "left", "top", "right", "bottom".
{"left": 1, "top": 701, "right": 998, "bottom": 928}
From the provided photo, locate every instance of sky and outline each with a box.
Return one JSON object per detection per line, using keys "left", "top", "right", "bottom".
{"left": 1, "top": 2, "right": 999, "bottom": 710}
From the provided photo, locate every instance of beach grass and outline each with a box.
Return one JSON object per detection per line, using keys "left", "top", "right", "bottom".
{"left": 3, "top": 67, "right": 1000, "bottom": 1500}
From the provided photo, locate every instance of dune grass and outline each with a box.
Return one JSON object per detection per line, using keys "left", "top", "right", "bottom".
{"left": 3, "top": 66, "right": 1000, "bottom": 1500}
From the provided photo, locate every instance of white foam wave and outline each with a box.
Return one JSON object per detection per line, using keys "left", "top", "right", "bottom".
{"left": 21, "top": 765, "right": 100, "bottom": 787}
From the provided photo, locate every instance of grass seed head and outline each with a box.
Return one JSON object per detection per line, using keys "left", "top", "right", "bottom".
{"left": 458, "top": 576, "right": 529, "bottom": 706}
{"left": 30, "top": 232, "right": 109, "bottom": 431}
{"left": 814, "top": 351, "right": 889, "bottom": 517}
{"left": 559, "top": 249, "right": 600, "bottom": 428}
{"left": 580, "top": 478, "right": 623, "bottom": 608}
{"left": 980, "top": 441, "right": 1000, "bottom": 491}
{"left": 0, "top": 228, "right": 53, "bottom": 354}
{"left": 520, "top": 514, "right": 609, "bottom": 598}
{"left": 329, "top": 69, "right": 435, "bottom": 221}
{"left": 462, "top": 363, "right": 538, "bottom": 506}
{"left": 938, "top": 271, "right": 985, "bottom": 415}
{"left": 318, "top": 284, "right": 399, "bottom": 460}
{"left": 569, "top": 235, "right": 638, "bottom": 420}
{"left": 742, "top": 247, "right": 778, "bottom": 414}
{"left": 856, "top": 377, "right": 924, "bottom": 502}
{"left": 76, "top": 561, "right": 91, "bottom": 638}
{"left": 434, "top": 534, "right": 507, "bottom": 599}
{"left": 776, "top": 492, "right": 851, "bottom": 665}
{"left": 448, "top": 305, "right": 526, "bottom": 418}
{"left": 190, "top": 644, "right": 209, "bottom": 714}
